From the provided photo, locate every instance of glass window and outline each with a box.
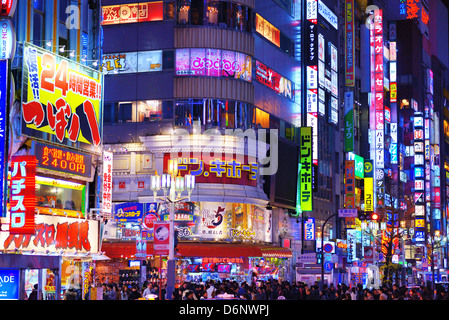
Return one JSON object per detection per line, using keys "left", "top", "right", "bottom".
{"left": 255, "top": 108, "right": 270, "bottom": 129}
{"left": 190, "top": 0, "right": 204, "bottom": 25}
{"left": 36, "top": 177, "right": 86, "bottom": 214}
{"left": 136, "top": 100, "right": 162, "bottom": 121}
{"left": 177, "top": 0, "right": 191, "bottom": 24}
{"left": 162, "top": 100, "right": 174, "bottom": 119}
{"left": 206, "top": 1, "right": 219, "bottom": 26}
{"left": 119, "top": 102, "right": 134, "bottom": 122}
{"left": 103, "top": 102, "right": 118, "bottom": 124}
{"left": 33, "top": 11, "right": 44, "bottom": 46}
{"left": 34, "top": 0, "right": 45, "bottom": 12}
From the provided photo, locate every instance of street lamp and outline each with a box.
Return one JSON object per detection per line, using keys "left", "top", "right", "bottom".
{"left": 149, "top": 159, "right": 196, "bottom": 300}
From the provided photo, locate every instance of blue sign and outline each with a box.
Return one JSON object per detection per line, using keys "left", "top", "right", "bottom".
{"left": 304, "top": 217, "right": 316, "bottom": 241}
{"left": 0, "top": 269, "right": 20, "bottom": 300}
{"left": 0, "top": 59, "right": 7, "bottom": 218}
{"left": 324, "top": 261, "right": 333, "bottom": 271}
{"left": 114, "top": 202, "right": 144, "bottom": 222}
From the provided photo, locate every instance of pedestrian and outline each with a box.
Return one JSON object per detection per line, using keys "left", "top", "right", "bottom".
{"left": 120, "top": 285, "right": 129, "bottom": 300}
{"left": 255, "top": 286, "right": 267, "bottom": 300}
{"left": 28, "top": 284, "right": 39, "bottom": 300}
{"left": 107, "top": 283, "right": 117, "bottom": 300}
{"left": 206, "top": 281, "right": 215, "bottom": 299}
{"left": 142, "top": 282, "right": 153, "bottom": 297}
{"left": 128, "top": 284, "right": 142, "bottom": 300}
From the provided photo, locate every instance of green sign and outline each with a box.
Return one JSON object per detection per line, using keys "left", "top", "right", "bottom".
{"left": 300, "top": 127, "right": 313, "bottom": 211}
{"left": 344, "top": 91, "right": 354, "bottom": 152}
{"left": 354, "top": 154, "right": 364, "bottom": 179}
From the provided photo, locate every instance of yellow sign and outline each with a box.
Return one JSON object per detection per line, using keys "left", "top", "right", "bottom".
{"left": 21, "top": 43, "right": 103, "bottom": 153}
{"left": 364, "top": 177, "right": 374, "bottom": 212}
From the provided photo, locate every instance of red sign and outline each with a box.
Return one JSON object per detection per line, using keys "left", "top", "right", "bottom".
{"left": 0, "top": 0, "right": 17, "bottom": 17}
{"left": 9, "top": 156, "right": 36, "bottom": 234}
{"left": 153, "top": 221, "right": 170, "bottom": 256}
{"left": 163, "top": 153, "right": 258, "bottom": 187}
{"left": 344, "top": 160, "right": 355, "bottom": 209}
{"left": 101, "top": 2, "right": 163, "bottom": 25}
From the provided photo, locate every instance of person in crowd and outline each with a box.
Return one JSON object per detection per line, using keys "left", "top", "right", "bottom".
{"left": 128, "top": 284, "right": 142, "bottom": 300}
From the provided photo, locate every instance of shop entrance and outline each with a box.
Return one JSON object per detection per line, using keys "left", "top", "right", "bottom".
{"left": 0, "top": 254, "right": 61, "bottom": 300}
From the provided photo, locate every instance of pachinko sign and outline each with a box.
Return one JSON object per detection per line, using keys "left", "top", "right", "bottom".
{"left": 21, "top": 43, "right": 103, "bottom": 153}
{"left": 9, "top": 156, "right": 36, "bottom": 235}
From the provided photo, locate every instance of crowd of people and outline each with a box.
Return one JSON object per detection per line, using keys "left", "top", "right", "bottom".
{"left": 92, "top": 278, "right": 449, "bottom": 300}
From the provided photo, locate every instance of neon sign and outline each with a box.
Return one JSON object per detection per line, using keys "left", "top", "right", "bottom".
{"left": 35, "top": 142, "right": 92, "bottom": 178}
{"left": 101, "top": 2, "right": 163, "bottom": 25}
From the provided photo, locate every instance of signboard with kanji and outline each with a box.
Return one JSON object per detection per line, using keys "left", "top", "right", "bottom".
{"left": 21, "top": 43, "right": 103, "bottom": 154}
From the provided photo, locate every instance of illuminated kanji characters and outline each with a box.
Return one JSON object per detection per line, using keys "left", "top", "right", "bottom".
{"left": 78, "top": 221, "right": 91, "bottom": 251}
{"left": 69, "top": 73, "right": 77, "bottom": 93}
{"left": 89, "top": 80, "right": 97, "bottom": 99}
{"left": 68, "top": 222, "right": 80, "bottom": 250}
{"left": 82, "top": 77, "right": 90, "bottom": 97}
{"left": 55, "top": 222, "right": 68, "bottom": 249}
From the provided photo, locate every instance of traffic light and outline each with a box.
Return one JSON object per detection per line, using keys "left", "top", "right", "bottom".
{"left": 370, "top": 212, "right": 379, "bottom": 221}
{"left": 365, "top": 212, "right": 379, "bottom": 221}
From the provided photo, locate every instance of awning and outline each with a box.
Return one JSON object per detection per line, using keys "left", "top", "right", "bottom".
{"left": 101, "top": 241, "right": 292, "bottom": 259}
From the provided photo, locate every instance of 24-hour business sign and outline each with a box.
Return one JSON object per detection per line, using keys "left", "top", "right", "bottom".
{"left": 21, "top": 43, "right": 103, "bottom": 154}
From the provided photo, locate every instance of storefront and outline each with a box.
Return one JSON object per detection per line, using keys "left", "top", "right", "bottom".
{"left": 101, "top": 199, "right": 292, "bottom": 288}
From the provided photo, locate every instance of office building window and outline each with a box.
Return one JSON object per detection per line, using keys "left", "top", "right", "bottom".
{"left": 33, "top": 0, "right": 45, "bottom": 47}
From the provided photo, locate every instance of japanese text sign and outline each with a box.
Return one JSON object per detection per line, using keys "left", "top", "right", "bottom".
{"left": 102, "top": 151, "right": 113, "bottom": 214}
{"left": 1, "top": 215, "right": 99, "bottom": 254}
{"left": 0, "top": 60, "right": 7, "bottom": 218}
{"left": 344, "top": 160, "right": 355, "bottom": 209}
{"left": 21, "top": 43, "right": 103, "bottom": 153}
{"left": 9, "top": 156, "right": 36, "bottom": 234}
{"left": 164, "top": 153, "right": 258, "bottom": 187}
{"left": 101, "top": 2, "right": 163, "bottom": 25}
{"left": 35, "top": 142, "right": 92, "bottom": 178}
{"left": 300, "top": 127, "right": 313, "bottom": 211}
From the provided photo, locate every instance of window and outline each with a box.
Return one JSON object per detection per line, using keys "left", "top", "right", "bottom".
{"left": 175, "top": 99, "right": 254, "bottom": 129}
{"left": 36, "top": 176, "right": 86, "bottom": 214}
{"left": 113, "top": 100, "right": 169, "bottom": 123}
{"left": 176, "top": 0, "right": 253, "bottom": 32}
{"left": 33, "top": 0, "right": 45, "bottom": 47}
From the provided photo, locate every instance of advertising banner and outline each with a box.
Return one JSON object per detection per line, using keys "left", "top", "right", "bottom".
{"left": 176, "top": 48, "right": 252, "bottom": 83}
{"left": 304, "top": 217, "right": 315, "bottom": 241}
{"left": 300, "top": 127, "right": 313, "bottom": 211}
{"left": 21, "top": 43, "right": 103, "bottom": 154}
{"left": 101, "top": 50, "right": 162, "bottom": 74}
{"left": 345, "top": 0, "right": 355, "bottom": 86}
{"left": 102, "top": 151, "right": 113, "bottom": 215}
{"left": 101, "top": 2, "right": 163, "bottom": 25}
{"left": 9, "top": 155, "right": 36, "bottom": 234}
{"left": 34, "top": 142, "right": 92, "bottom": 179}
{"left": 344, "top": 91, "right": 354, "bottom": 152}
{"left": 0, "top": 269, "right": 19, "bottom": 300}
{"left": 255, "top": 13, "right": 280, "bottom": 47}
{"left": 114, "top": 202, "right": 144, "bottom": 223}
{"left": 0, "top": 19, "right": 16, "bottom": 60}
{"left": 255, "top": 60, "right": 293, "bottom": 99}
{"left": 153, "top": 221, "right": 170, "bottom": 256}
{"left": 0, "top": 59, "right": 7, "bottom": 218}
{"left": 344, "top": 160, "right": 355, "bottom": 209}
{"left": 163, "top": 153, "right": 258, "bottom": 187}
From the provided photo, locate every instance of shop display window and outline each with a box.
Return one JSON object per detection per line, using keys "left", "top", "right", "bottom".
{"left": 35, "top": 176, "right": 86, "bottom": 217}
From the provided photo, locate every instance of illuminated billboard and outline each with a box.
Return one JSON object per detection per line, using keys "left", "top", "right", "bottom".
{"left": 101, "top": 50, "right": 163, "bottom": 74}
{"left": 176, "top": 48, "right": 252, "bottom": 83}
{"left": 300, "top": 127, "right": 313, "bottom": 211}
{"left": 255, "top": 14, "right": 280, "bottom": 47}
{"left": 21, "top": 43, "right": 103, "bottom": 154}
{"left": 101, "top": 2, "right": 163, "bottom": 25}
